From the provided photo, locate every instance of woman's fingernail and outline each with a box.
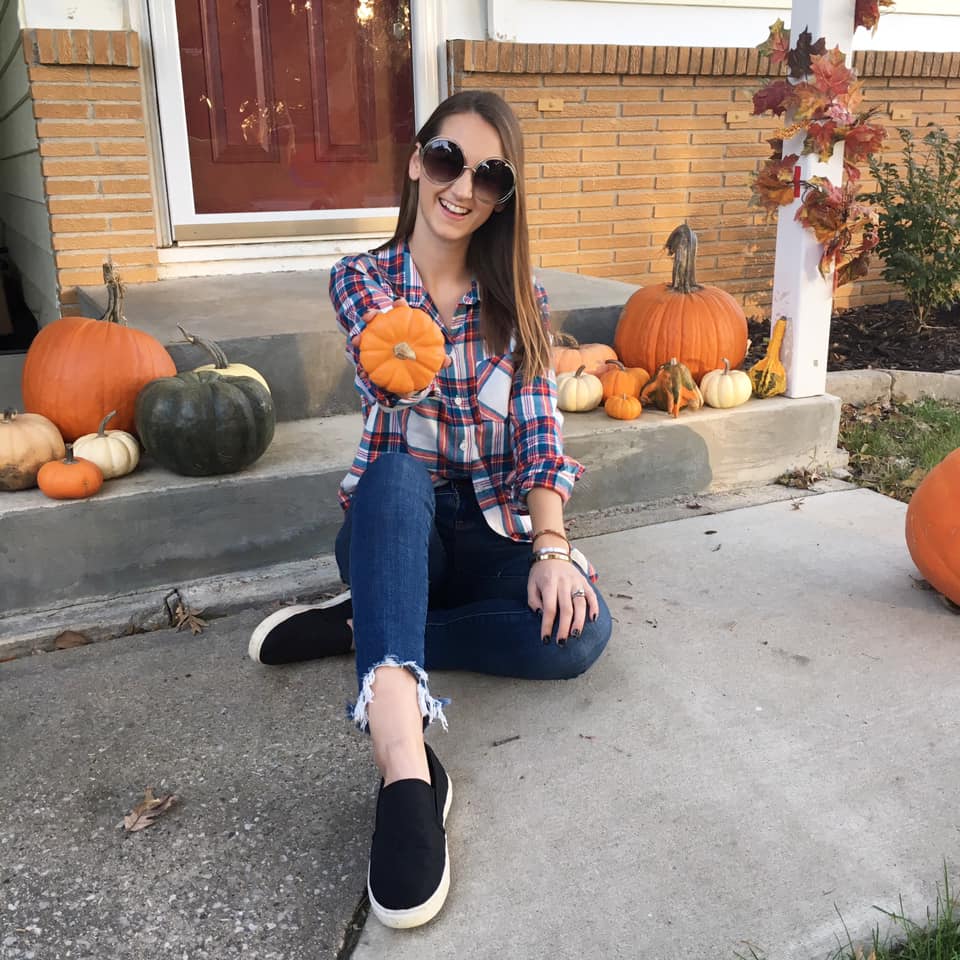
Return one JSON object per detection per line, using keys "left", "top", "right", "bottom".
{"left": 591, "top": 613, "right": 598, "bottom": 622}
{"left": 571, "top": 629, "right": 581, "bottom": 639}
{"left": 542, "top": 635, "right": 551, "bottom": 645}
{"left": 558, "top": 637, "right": 567, "bottom": 647}
{"left": 536, "top": 608, "right": 542, "bottom": 615}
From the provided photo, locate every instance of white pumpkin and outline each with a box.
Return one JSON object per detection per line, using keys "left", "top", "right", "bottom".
{"left": 178, "top": 325, "right": 271, "bottom": 392}
{"left": 556, "top": 365, "right": 603, "bottom": 412}
{"left": 700, "top": 358, "right": 752, "bottom": 409}
{"left": 73, "top": 410, "right": 140, "bottom": 479}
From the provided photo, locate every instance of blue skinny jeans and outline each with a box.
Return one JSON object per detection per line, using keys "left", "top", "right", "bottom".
{"left": 334, "top": 453, "right": 612, "bottom": 730}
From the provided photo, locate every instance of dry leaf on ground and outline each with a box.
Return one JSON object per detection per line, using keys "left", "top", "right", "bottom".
{"left": 54, "top": 630, "right": 91, "bottom": 650}
{"left": 173, "top": 601, "right": 207, "bottom": 636}
{"left": 122, "top": 787, "right": 177, "bottom": 832}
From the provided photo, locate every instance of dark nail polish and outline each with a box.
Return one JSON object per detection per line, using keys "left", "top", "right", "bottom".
{"left": 542, "top": 635, "right": 551, "bottom": 645}
{"left": 558, "top": 637, "right": 566, "bottom": 647}
{"left": 571, "top": 629, "right": 581, "bottom": 639}
{"left": 536, "top": 608, "right": 542, "bottom": 615}
{"left": 591, "top": 613, "right": 598, "bottom": 622}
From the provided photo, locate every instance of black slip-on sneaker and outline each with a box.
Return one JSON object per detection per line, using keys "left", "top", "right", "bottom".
{"left": 367, "top": 743, "right": 453, "bottom": 929}
{"left": 247, "top": 590, "right": 353, "bottom": 665}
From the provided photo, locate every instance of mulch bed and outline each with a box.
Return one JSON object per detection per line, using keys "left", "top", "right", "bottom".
{"left": 744, "top": 300, "right": 960, "bottom": 373}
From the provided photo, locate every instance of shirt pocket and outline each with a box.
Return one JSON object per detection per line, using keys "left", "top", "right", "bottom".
{"left": 475, "top": 356, "right": 514, "bottom": 421}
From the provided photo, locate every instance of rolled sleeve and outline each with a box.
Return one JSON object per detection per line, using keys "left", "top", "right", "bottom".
{"left": 329, "top": 255, "right": 436, "bottom": 411}
{"left": 509, "top": 370, "right": 585, "bottom": 504}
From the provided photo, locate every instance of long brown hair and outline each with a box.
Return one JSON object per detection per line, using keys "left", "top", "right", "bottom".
{"left": 378, "top": 91, "right": 551, "bottom": 381}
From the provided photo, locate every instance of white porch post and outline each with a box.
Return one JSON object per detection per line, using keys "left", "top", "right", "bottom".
{"left": 771, "top": 0, "right": 856, "bottom": 398}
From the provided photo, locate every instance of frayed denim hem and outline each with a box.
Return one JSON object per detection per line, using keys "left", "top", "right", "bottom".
{"left": 347, "top": 657, "right": 450, "bottom": 733}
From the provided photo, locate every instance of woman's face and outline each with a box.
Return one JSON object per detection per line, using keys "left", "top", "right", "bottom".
{"left": 408, "top": 111, "right": 508, "bottom": 246}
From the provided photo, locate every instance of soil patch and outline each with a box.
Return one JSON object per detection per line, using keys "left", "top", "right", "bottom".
{"left": 745, "top": 299, "right": 960, "bottom": 372}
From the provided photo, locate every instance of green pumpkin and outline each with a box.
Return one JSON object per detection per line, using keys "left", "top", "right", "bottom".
{"left": 135, "top": 371, "right": 275, "bottom": 476}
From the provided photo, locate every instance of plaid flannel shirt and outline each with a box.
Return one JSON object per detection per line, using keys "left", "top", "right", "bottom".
{"left": 329, "top": 242, "right": 588, "bottom": 553}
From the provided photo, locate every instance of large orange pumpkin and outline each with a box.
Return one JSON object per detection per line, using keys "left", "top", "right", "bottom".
{"left": 22, "top": 263, "right": 175, "bottom": 440}
{"left": 614, "top": 224, "right": 748, "bottom": 383}
{"left": 905, "top": 447, "right": 960, "bottom": 606}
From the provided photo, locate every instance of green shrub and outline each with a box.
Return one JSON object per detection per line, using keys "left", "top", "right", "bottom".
{"left": 867, "top": 123, "right": 960, "bottom": 329}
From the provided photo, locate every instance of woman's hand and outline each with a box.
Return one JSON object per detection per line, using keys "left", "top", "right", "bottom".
{"left": 528, "top": 558, "right": 599, "bottom": 645}
{"left": 350, "top": 298, "right": 451, "bottom": 399}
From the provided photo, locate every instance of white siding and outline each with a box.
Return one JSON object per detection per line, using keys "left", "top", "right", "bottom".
{"left": 457, "top": 0, "right": 960, "bottom": 50}
{"left": 0, "top": 0, "right": 57, "bottom": 327}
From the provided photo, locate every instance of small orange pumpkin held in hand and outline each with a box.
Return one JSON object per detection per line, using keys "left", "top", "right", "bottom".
{"left": 604, "top": 393, "right": 642, "bottom": 421}
{"left": 37, "top": 443, "right": 104, "bottom": 500}
{"left": 599, "top": 359, "right": 649, "bottom": 400}
{"left": 358, "top": 304, "right": 446, "bottom": 395}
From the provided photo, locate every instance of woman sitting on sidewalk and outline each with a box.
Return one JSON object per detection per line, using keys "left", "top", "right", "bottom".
{"left": 248, "top": 90, "right": 613, "bottom": 930}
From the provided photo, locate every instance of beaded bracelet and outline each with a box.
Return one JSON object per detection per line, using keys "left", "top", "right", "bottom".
{"left": 532, "top": 528, "right": 569, "bottom": 547}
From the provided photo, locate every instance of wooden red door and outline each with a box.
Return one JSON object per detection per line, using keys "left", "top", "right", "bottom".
{"left": 175, "top": 0, "right": 415, "bottom": 214}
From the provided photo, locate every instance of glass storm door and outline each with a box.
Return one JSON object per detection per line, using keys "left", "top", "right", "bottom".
{"left": 162, "top": 0, "right": 415, "bottom": 238}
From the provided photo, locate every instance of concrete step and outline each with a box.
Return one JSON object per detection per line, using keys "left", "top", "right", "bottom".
{"left": 77, "top": 269, "right": 638, "bottom": 422}
{"left": 0, "top": 352, "right": 25, "bottom": 409}
{"left": 2, "top": 394, "right": 844, "bottom": 636}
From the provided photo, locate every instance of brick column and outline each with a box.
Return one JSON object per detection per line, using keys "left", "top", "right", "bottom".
{"left": 21, "top": 28, "right": 159, "bottom": 317}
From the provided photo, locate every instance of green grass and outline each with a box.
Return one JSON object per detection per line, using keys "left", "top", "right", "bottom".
{"left": 832, "top": 872, "right": 960, "bottom": 960}
{"left": 839, "top": 398, "right": 960, "bottom": 503}
{"left": 734, "top": 869, "right": 960, "bottom": 960}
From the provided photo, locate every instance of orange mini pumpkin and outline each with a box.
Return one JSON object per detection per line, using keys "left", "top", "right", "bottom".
{"left": 905, "top": 447, "right": 960, "bottom": 607}
{"left": 614, "top": 224, "right": 748, "bottom": 383}
{"left": 604, "top": 393, "right": 642, "bottom": 421}
{"left": 551, "top": 332, "right": 618, "bottom": 378}
{"left": 37, "top": 444, "right": 104, "bottom": 500}
{"left": 358, "top": 304, "right": 446, "bottom": 395}
{"left": 599, "top": 359, "right": 649, "bottom": 400}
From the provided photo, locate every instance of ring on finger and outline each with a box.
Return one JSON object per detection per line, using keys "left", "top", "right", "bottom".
{"left": 571, "top": 588, "right": 586, "bottom": 600}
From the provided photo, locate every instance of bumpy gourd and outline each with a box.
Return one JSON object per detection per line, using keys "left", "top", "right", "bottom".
{"left": 748, "top": 317, "right": 788, "bottom": 399}
{"left": 640, "top": 358, "right": 704, "bottom": 418}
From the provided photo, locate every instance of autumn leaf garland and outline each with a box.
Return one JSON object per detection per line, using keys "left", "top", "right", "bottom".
{"left": 750, "top": 9, "right": 891, "bottom": 287}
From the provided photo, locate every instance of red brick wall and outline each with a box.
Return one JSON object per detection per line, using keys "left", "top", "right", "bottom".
{"left": 21, "top": 28, "right": 158, "bottom": 317}
{"left": 448, "top": 41, "right": 960, "bottom": 317}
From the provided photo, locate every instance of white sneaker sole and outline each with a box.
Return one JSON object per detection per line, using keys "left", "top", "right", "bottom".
{"left": 247, "top": 590, "right": 352, "bottom": 663}
{"left": 367, "top": 773, "right": 454, "bottom": 930}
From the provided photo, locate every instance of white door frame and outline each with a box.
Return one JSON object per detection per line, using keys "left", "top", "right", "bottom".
{"left": 144, "top": 0, "right": 444, "bottom": 244}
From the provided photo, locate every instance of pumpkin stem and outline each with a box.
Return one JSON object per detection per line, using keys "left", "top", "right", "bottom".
{"left": 64, "top": 443, "right": 77, "bottom": 464}
{"left": 552, "top": 331, "right": 580, "bottom": 347}
{"left": 605, "top": 359, "right": 626, "bottom": 371}
{"left": 97, "top": 410, "right": 117, "bottom": 436}
{"left": 99, "top": 261, "right": 128, "bottom": 326}
{"left": 666, "top": 223, "right": 702, "bottom": 294}
{"left": 721, "top": 358, "right": 731, "bottom": 375}
{"left": 178, "top": 325, "right": 230, "bottom": 369}
{"left": 2, "top": 408, "right": 16, "bottom": 423}
{"left": 574, "top": 364, "right": 587, "bottom": 377}
{"left": 393, "top": 342, "right": 417, "bottom": 361}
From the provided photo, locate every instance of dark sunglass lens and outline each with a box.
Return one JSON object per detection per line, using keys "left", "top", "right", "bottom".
{"left": 422, "top": 139, "right": 464, "bottom": 184}
{"left": 474, "top": 159, "right": 515, "bottom": 203}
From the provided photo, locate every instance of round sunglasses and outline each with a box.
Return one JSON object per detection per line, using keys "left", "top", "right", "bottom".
{"left": 419, "top": 137, "right": 517, "bottom": 206}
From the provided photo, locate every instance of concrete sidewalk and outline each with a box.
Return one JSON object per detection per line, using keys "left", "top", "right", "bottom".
{"left": 2, "top": 488, "right": 958, "bottom": 960}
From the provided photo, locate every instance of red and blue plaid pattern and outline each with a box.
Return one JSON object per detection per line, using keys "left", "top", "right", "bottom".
{"left": 329, "top": 242, "right": 586, "bottom": 547}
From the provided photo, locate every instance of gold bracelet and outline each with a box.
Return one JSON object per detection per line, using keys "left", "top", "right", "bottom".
{"left": 532, "top": 528, "right": 569, "bottom": 547}
{"left": 529, "top": 551, "right": 573, "bottom": 566}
